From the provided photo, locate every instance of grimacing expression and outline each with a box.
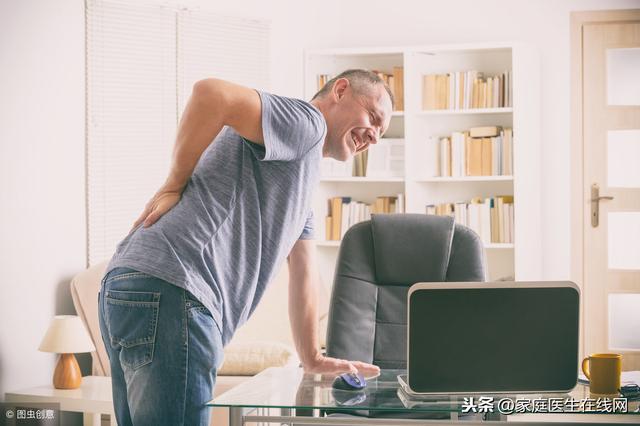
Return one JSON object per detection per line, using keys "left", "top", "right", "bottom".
{"left": 323, "top": 80, "right": 392, "bottom": 161}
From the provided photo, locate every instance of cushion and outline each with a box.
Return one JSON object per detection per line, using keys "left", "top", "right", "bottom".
{"left": 217, "top": 341, "right": 299, "bottom": 376}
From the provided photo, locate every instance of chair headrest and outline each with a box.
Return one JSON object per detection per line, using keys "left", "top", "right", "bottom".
{"left": 371, "top": 214, "right": 455, "bottom": 285}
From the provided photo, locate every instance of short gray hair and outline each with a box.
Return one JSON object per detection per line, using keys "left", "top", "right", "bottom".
{"left": 311, "top": 69, "right": 394, "bottom": 108}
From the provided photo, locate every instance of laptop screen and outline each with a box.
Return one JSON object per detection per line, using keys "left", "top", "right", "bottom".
{"left": 408, "top": 282, "right": 580, "bottom": 393}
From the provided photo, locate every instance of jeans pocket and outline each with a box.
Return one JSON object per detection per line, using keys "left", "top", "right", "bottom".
{"left": 104, "top": 290, "right": 160, "bottom": 370}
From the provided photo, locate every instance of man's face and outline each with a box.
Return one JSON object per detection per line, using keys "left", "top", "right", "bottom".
{"left": 322, "top": 79, "right": 392, "bottom": 161}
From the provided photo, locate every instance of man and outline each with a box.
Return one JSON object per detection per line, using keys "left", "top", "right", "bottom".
{"left": 98, "top": 69, "right": 393, "bottom": 426}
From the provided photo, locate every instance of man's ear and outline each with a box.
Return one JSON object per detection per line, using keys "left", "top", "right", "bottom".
{"left": 331, "top": 78, "right": 349, "bottom": 102}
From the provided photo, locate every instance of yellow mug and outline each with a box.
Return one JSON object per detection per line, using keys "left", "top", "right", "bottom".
{"left": 582, "top": 353, "right": 622, "bottom": 395}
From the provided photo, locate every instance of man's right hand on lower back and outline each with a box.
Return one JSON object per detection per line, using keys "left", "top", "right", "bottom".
{"left": 132, "top": 186, "right": 182, "bottom": 231}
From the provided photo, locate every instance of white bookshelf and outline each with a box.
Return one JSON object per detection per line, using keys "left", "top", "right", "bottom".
{"left": 305, "top": 43, "right": 541, "bottom": 284}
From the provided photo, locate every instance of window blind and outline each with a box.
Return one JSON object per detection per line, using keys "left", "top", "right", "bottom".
{"left": 86, "top": 0, "right": 270, "bottom": 266}
{"left": 177, "top": 9, "right": 270, "bottom": 111}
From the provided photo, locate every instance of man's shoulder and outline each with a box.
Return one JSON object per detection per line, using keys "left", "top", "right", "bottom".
{"left": 259, "top": 91, "right": 325, "bottom": 128}
{"left": 256, "top": 90, "right": 326, "bottom": 161}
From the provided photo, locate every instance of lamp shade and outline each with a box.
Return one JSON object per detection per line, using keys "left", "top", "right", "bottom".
{"left": 38, "top": 315, "right": 95, "bottom": 354}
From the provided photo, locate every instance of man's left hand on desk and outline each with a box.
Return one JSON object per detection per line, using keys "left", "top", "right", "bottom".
{"left": 302, "top": 354, "right": 380, "bottom": 378}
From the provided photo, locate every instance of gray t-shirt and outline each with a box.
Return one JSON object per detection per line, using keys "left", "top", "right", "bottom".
{"left": 106, "top": 91, "right": 326, "bottom": 345}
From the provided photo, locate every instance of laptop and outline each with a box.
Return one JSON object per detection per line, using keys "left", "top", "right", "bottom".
{"left": 403, "top": 281, "right": 580, "bottom": 395}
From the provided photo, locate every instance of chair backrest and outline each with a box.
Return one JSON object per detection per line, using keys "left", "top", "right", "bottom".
{"left": 325, "top": 214, "right": 486, "bottom": 369}
{"left": 70, "top": 261, "right": 110, "bottom": 376}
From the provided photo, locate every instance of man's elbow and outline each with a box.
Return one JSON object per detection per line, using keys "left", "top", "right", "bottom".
{"left": 192, "top": 78, "right": 227, "bottom": 105}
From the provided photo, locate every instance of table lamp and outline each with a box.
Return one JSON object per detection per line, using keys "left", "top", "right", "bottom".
{"left": 38, "top": 315, "right": 96, "bottom": 389}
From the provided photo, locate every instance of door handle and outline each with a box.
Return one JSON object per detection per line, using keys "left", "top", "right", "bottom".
{"left": 591, "top": 184, "right": 614, "bottom": 228}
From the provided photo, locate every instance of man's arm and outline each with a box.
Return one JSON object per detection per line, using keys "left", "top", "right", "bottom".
{"left": 134, "top": 78, "right": 263, "bottom": 228}
{"left": 287, "top": 239, "right": 380, "bottom": 376}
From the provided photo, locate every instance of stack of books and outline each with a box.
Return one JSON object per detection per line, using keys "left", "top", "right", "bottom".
{"left": 326, "top": 194, "right": 405, "bottom": 240}
{"left": 422, "top": 70, "right": 512, "bottom": 110}
{"left": 436, "top": 126, "right": 512, "bottom": 177}
{"left": 426, "top": 196, "right": 514, "bottom": 244}
{"left": 374, "top": 68, "right": 404, "bottom": 111}
{"left": 352, "top": 150, "right": 368, "bottom": 177}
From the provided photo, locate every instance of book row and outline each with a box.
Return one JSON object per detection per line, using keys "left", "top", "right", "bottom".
{"left": 317, "top": 67, "right": 405, "bottom": 111}
{"left": 426, "top": 196, "right": 514, "bottom": 244}
{"left": 325, "top": 194, "right": 405, "bottom": 241}
{"left": 422, "top": 70, "right": 512, "bottom": 110}
{"left": 435, "top": 127, "right": 512, "bottom": 177}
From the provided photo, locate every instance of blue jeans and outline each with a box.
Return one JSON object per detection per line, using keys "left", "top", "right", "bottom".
{"left": 98, "top": 267, "right": 224, "bottom": 426}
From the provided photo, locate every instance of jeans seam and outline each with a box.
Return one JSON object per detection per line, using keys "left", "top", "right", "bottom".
{"left": 104, "top": 271, "right": 154, "bottom": 284}
{"left": 146, "top": 293, "right": 160, "bottom": 370}
{"left": 105, "top": 299, "right": 159, "bottom": 308}
{"left": 181, "top": 289, "right": 188, "bottom": 426}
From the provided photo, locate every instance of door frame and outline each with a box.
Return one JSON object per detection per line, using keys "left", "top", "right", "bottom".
{"left": 570, "top": 9, "right": 640, "bottom": 361}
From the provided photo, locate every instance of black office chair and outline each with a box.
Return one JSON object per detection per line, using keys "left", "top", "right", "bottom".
{"left": 323, "top": 214, "right": 486, "bottom": 419}
{"left": 326, "top": 213, "right": 486, "bottom": 367}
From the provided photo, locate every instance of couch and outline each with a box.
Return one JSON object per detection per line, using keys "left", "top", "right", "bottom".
{"left": 70, "top": 261, "right": 330, "bottom": 426}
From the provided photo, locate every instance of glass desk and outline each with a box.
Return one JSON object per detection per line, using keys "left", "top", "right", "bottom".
{"left": 208, "top": 367, "right": 640, "bottom": 425}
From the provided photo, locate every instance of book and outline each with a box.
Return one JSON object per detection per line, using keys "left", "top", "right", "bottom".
{"left": 392, "top": 67, "right": 404, "bottom": 111}
{"left": 468, "top": 201, "right": 481, "bottom": 239}
{"left": 352, "top": 151, "right": 368, "bottom": 177}
{"left": 490, "top": 198, "right": 498, "bottom": 242}
{"left": 487, "top": 77, "right": 493, "bottom": 108}
{"left": 451, "top": 132, "right": 465, "bottom": 177}
{"left": 317, "top": 74, "right": 331, "bottom": 91}
{"left": 458, "top": 72, "right": 465, "bottom": 110}
{"left": 423, "top": 74, "right": 436, "bottom": 110}
{"left": 500, "top": 196, "right": 514, "bottom": 243}
{"left": 481, "top": 137, "right": 492, "bottom": 176}
{"left": 439, "top": 137, "right": 451, "bottom": 177}
{"left": 502, "top": 128, "right": 513, "bottom": 176}
{"left": 397, "top": 193, "right": 405, "bottom": 213}
{"left": 509, "top": 203, "right": 514, "bottom": 243}
{"left": 341, "top": 199, "right": 351, "bottom": 240}
{"left": 491, "top": 136, "right": 500, "bottom": 176}
{"left": 325, "top": 216, "right": 332, "bottom": 241}
{"left": 330, "top": 197, "right": 342, "bottom": 240}
{"left": 496, "top": 196, "right": 504, "bottom": 243}
{"left": 468, "top": 138, "right": 483, "bottom": 176}
{"left": 480, "top": 199, "right": 491, "bottom": 243}
{"left": 495, "top": 74, "right": 501, "bottom": 108}
{"left": 469, "top": 126, "right": 501, "bottom": 138}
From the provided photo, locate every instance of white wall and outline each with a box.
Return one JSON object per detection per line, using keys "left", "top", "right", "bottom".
{"left": 0, "top": 0, "right": 86, "bottom": 397}
{"left": 301, "top": 0, "right": 639, "bottom": 280}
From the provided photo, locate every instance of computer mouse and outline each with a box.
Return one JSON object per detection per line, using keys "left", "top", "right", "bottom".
{"left": 331, "top": 388, "right": 367, "bottom": 406}
{"left": 332, "top": 372, "right": 366, "bottom": 391}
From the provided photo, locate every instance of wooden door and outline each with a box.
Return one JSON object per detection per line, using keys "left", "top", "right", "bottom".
{"left": 582, "top": 20, "right": 640, "bottom": 370}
